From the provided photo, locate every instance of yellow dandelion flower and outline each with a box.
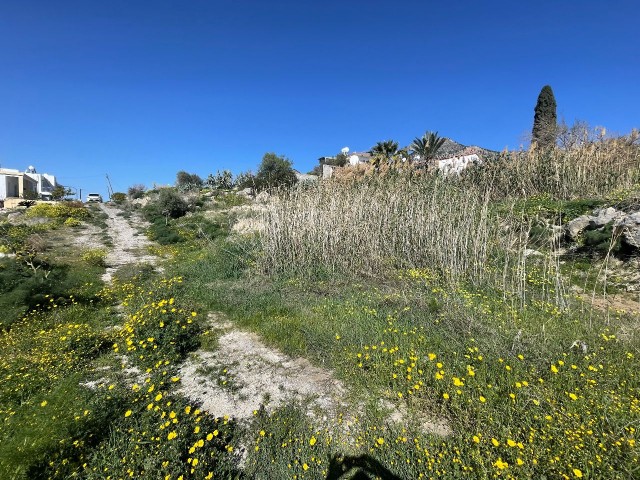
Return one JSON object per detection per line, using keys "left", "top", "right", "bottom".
{"left": 479, "top": 396, "right": 486, "bottom": 403}
{"left": 124, "top": 410, "right": 132, "bottom": 417}
{"left": 493, "top": 458, "right": 508, "bottom": 469}
{"left": 40, "top": 400, "right": 47, "bottom": 407}
{"left": 167, "top": 431, "right": 177, "bottom": 440}
{"left": 303, "top": 463, "right": 309, "bottom": 471}
{"left": 491, "top": 438, "right": 500, "bottom": 447}
{"left": 573, "top": 468, "right": 583, "bottom": 478}
{"left": 309, "top": 436, "right": 317, "bottom": 446}
{"left": 376, "top": 437, "right": 385, "bottom": 446}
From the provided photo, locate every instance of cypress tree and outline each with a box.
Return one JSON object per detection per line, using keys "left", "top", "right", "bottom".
{"left": 532, "top": 85, "right": 557, "bottom": 148}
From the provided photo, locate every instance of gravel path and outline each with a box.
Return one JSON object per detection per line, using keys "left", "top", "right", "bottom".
{"left": 178, "top": 313, "right": 451, "bottom": 437}
{"left": 100, "top": 204, "right": 157, "bottom": 282}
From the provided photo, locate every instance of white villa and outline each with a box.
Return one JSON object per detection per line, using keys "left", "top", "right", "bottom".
{"left": 0, "top": 165, "right": 58, "bottom": 204}
{"left": 24, "top": 166, "right": 58, "bottom": 199}
{"left": 436, "top": 153, "right": 481, "bottom": 175}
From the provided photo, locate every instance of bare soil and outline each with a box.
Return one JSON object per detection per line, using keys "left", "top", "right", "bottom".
{"left": 99, "top": 204, "right": 157, "bottom": 282}
{"left": 178, "top": 313, "right": 451, "bottom": 437}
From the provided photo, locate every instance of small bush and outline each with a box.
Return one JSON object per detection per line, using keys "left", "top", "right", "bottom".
{"left": 151, "top": 189, "right": 189, "bottom": 220}
{"left": 110, "top": 192, "right": 127, "bottom": 204}
{"left": 63, "top": 217, "right": 82, "bottom": 227}
{"left": 127, "top": 184, "right": 146, "bottom": 199}
{"left": 175, "top": 171, "right": 203, "bottom": 192}
{"left": 147, "top": 220, "right": 184, "bottom": 245}
{"left": 81, "top": 249, "right": 108, "bottom": 267}
{"left": 582, "top": 222, "right": 621, "bottom": 254}
{"left": 26, "top": 203, "right": 89, "bottom": 219}
{"left": 255, "top": 153, "right": 298, "bottom": 191}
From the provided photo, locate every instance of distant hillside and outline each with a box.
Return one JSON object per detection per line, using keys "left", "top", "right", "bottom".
{"left": 434, "top": 138, "right": 499, "bottom": 160}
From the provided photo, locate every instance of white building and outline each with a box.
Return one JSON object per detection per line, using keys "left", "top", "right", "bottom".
{"left": 24, "top": 166, "right": 58, "bottom": 200}
{"left": 437, "top": 154, "right": 481, "bottom": 175}
{"left": 0, "top": 168, "right": 38, "bottom": 202}
{"left": 0, "top": 165, "right": 58, "bottom": 202}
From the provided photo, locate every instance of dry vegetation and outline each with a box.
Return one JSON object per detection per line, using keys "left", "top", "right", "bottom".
{"left": 2, "top": 135, "right": 639, "bottom": 479}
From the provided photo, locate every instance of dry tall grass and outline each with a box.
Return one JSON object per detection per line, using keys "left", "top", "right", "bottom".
{"left": 260, "top": 175, "right": 513, "bottom": 284}
{"left": 258, "top": 138, "right": 639, "bottom": 292}
{"left": 467, "top": 135, "right": 640, "bottom": 199}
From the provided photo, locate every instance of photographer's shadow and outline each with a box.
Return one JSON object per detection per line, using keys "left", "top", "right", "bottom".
{"left": 325, "top": 454, "right": 403, "bottom": 480}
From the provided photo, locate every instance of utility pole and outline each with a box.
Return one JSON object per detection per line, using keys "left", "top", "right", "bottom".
{"left": 79, "top": 188, "right": 82, "bottom": 201}
{"left": 105, "top": 174, "right": 114, "bottom": 200}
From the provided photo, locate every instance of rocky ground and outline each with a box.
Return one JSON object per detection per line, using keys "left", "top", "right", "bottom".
{"left": 91, "top": 202, "right": 451, "bottom": 438}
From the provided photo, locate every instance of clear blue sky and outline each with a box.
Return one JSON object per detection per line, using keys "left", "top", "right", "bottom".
{"left": 1, "top": 0, "right": 638, "bottom": 197}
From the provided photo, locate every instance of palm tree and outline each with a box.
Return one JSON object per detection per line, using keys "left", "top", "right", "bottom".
{"left": 370, "top": 140, "right": 399, "bottom": 169}
{"left": 411, "top": 131, "right": 446, "bottom": 166}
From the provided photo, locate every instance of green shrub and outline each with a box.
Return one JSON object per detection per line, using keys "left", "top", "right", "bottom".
{"left": 110, "top": 192, "right": 127, "bottom": 204}
{"left": 145, "top": 189, "right": 189, "bottom": 220}
{"left": 255, "top": 152, "right": 298, "bottom": 191}
{"left": 127, "top": 184, "right": 146, "bottom": 199}
{"left": 582, "top": 222, "right": 621, "bottom": 254}
{"left": 63, "top": 217, "right": 82, "bottom": 227}
{"left": 147, "top": 221, "right": 184, "bottom": 245}
{"left": 26, "top": 202, "right": 89, "bottom": 219}
{"left": 81, "top": 249, "right": 108, "bottom": 267}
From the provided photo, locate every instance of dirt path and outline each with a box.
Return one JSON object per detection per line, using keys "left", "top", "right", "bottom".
{"left": 93, "top": 203, "right": 451, "bottom": 437}
{"left": 178, "top": 313, "right": 451, "bottom": 437}
{"left": 99, "top": 204, "right": 157, "bottom": 282}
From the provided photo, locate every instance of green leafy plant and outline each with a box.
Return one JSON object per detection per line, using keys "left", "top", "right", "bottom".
{"left": 81, "top": 248, "right": 108, "bottom": 267}
{"left": 254, "top": 153, "right": 297, "bottom": 191}
{"left": 110, "top": 192, "right": 127, "bottom": 204}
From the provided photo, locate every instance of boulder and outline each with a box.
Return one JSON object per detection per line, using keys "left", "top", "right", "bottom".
{"left": 566, "top": 215, "right": 591, "bottom": 241}
{"left": 236, "top": 187, "right": 254, "bottom": 199}
{"left": 255, "top": 191, "right": 270, "bottom": 203}
{"left": 565, "top": 206, "right": 640, "bottom": 253}
{"left": 617, "top": 211, "right": 640, "bottom": 249}
{"left": 591, "top": 207, "right": 624, "bottom": 227}
{"left": 565, "top": 207, "right": 625, "bottom": 241}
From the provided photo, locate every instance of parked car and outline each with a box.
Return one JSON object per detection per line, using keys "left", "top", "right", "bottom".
{"left": 86, "top": 193, "right": 103, "bottom": 203}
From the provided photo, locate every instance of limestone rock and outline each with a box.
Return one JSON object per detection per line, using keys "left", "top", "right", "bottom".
{"left": 236, "top": 187, "right": 254, "bottom": 199}
{"left": 565, "top": 207, "right": 624, "bottom": 241}
{"left": 255, "top": 191, "right": 270, "bottom": 203}
{"left": 617, "top": 211, "right": 640, "bottom": 249}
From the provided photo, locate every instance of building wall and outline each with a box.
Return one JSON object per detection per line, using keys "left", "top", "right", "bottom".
{"left": 25, "top": 172, "right": 58, "bottom": 196}
{"left": 0, "top": 176, "right": 7, "bottom": 200}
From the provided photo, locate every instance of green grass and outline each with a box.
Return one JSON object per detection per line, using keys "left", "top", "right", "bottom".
{"left": 2, "top": 160, "right": 639, "bottom": 479}
{"left": 167, "top": 241, "right": 639, "bottom": 478}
